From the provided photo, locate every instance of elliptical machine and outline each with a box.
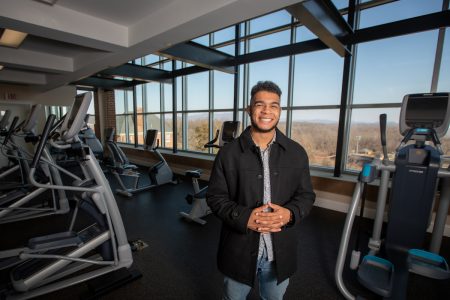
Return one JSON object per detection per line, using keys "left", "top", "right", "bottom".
{"left": 179, "top": 121, "right": 240, "bottom": 225}
{"left": 108, "top": 129, "right": 177, "bottom": 197}
{"left": 335, "top": 93, "right": 450, "bottom": 300}
{"left": 0, "top": 92, "right": 134, "bottom": 299}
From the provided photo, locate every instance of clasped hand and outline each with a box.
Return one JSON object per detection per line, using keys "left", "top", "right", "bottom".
{"left": 247, "top": 202, "right": 291, "bottom": 233}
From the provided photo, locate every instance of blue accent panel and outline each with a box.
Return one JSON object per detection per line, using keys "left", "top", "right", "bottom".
{"left": 409, "top": 249, "right": 445, "bottom": 263}
{"left": 362, "top": 163, "right": 371, "bottom": 177}
{"left": 415, "top": 128, "right": 430, "bottom": 134}
{"left": 363, "top": 255, "right": 393, "bottom": 268}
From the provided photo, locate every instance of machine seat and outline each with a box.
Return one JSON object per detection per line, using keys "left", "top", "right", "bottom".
{"left": 357, "top": 255, "right": 394, "bottom": 298}
{"left": 407, "top": 249, "right": 450, "bottom": 280}
{"left": 185, "top": 170, "right": 202, "bottom": 178}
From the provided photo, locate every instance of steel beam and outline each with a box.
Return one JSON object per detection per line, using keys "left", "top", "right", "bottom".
{"left": 100, "top": 63, "right": 172, "bottom": 84}
{"left": 286, "top": 0, "right": 352, "bottom": 57}
{"left": 159, "top": 41, "right": 235, "bottom": 73}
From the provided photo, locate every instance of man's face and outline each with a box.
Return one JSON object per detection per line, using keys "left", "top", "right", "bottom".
{"left": 248, "top": 90, "right": 281, "bottom": 133}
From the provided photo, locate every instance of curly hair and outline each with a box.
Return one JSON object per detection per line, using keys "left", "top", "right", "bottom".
{"left": 249, "top": 81, "right": 282, "bottom": 105}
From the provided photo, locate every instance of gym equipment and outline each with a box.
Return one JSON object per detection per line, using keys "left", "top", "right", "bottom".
{"left": 0, "top": 110, "right": 11, "bottom": 132}
{"left": 0, "top": 105, "right": 69, "bottom": 224}
{"left": 79, "top": 114, "right": 103, "bottom": 161}
{"left": 335, "top": 92, "right": 450, "bottom": 300}
{"left": 0, "top": 92, "right": 134, "bottom": 299}
{"left": 107, "top": 128, "right": 177, "bottom": 197}
{"left": 180, "top": 121, "right": 240, "bottom": 225}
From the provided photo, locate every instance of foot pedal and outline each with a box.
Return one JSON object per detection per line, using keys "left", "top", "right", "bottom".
{"left": 357, "top": 255, "right": 394, "bottom": 297}
{"left": 408, "top": 249, "right": 450, "bottom": 280}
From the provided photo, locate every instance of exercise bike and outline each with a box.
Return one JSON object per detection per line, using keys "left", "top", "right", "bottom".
{"left": 180, "top": 121, "right": 240, "bottom": 225}
{"left": 335, "top": 92, "right": 450, "bottom": 300}
{"left": 107, "top": 129, "right": 177, "bottom": 197}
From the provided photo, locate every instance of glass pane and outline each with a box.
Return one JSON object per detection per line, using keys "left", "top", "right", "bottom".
{"left": 115, "top": 115, "right": 126, "bottom": 142}
{"left": 213, "top": 71, "right": 234, "bottom": 109}
{"left": 213, "top": 26, "right": 235, "bottom": 45}
{"left": 437, "top": 28, "right": 450, "bottom": 92}
{"left": 359, "top": 0, "right": 443, "bottom": 29}
{"left": 192, "top": 34, "right": 209, "bottom": 46}
{"left": 127, "top": 115, "right": 135, "bottom": 144}
{"left": 250, "top": 10, "right": 291, "bottom": 34}
{"left": 164, "top": 113, "right": 173, "bottom": 149}
{"left": 295, "top": 25, "right": 317, "bottom": 43}
{"left": 87, "top": 98, "right": 95, "bottom": 115}
{"left": 136, "top": 114, "right": 144, "bottom": 145}
{"left": 278, "top": 110, "right": 287, "bottom": 135}
{"left": 114, "top": 90, "right": 125, "bottom": 114}
{"left": 144, "top": 54, "right": 160, "bottom": 65}
{"left": 346, "top": 108, "right": 402, "bottom": 171}
{"left": 442, "top": 132, "right": 450, "bottom": 157}
{"left": 145, "top": 83, "right": 161, "bottom": 112}
{"left": 291, "top": 109, "right": 340, "bottom": 168}
{"left": 126, "top": 90, "right": 133, "bottom": 113}
{"left": 176, "top": 77, "right": 183, "bottom": 111}
{"left": 145, "top": 114, "right": 161, "bottom": 132}
{"left": 187, "top": 72, "right": 209, "bottom": 110}
{"left": 217, "top": 44, "right": 235, "bottom": 56}
{"left": 293, "top": 49, "right": 344, "bottom": 106}
{"left": 238, "top": 65, "right": 245, "bottom": 110}
{"left": 162, "top": 61, "right": 172, "bottom": 71}
{"left": 163, "top": 83, "right": 173, "bottom": 112}
{"left": 353, "top": 31, "right": 438, "bottom": 104}
{"left": 187, "top": 112, "right": 209, "bottom": 152}
{"left": 331, "top": 0, "right": 349, "bottom": 10}
{"left": 249, "top": 29, "right": 291, "bottom": 52}
{"left": 136, "top": 85, "right": 143, "bottom": 114}
{"left": 248, "top": 57, "right": 289, "bottom": 107}
{"left": 177, "top": 113, "right": 183, "bottom": 150}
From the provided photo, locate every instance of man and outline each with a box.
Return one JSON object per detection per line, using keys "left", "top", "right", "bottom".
{"left": 206, "top": 81, "right": 316, "bottom": 300}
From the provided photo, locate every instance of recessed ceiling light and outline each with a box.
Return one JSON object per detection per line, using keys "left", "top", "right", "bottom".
{"left": 0, "top": 65, "right": 4, "bottom": 71}
{"left": 0, "top": 29, "right": 28, "bottom": 48}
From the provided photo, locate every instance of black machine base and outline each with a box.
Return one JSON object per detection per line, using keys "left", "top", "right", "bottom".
{"left": 82, "top": 267, "right": 142, "bottom": 300}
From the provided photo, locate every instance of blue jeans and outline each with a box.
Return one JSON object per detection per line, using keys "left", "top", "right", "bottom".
{"left": 222, "top": 248, "right": 289, "bottom": 300}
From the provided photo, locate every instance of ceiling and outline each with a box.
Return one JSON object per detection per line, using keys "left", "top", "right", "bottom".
{"left": 0, "top": 0, "right": 305, "bottom": 91}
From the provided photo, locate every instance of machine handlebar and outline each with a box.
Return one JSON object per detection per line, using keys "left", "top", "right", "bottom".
{"left": 3, "top": 116, "right": 19, "bottom": 146}
{"left": 30, "top": 114, "right": 56, "bottom": 169}
{"left": 204, "top": 129, "right": 221, "bottom": 148}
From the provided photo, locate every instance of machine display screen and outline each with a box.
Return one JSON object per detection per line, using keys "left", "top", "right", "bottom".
{"left": 405, "top": 95, "right": 448, "bottom": 129}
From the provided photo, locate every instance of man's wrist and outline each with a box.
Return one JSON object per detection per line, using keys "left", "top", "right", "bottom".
{"left": 286, "top": 209, "right": 295, "bottom": 226}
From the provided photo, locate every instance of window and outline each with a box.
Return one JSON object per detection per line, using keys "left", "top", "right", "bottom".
{"left": 353, "top": 31, "right": 438, "bottom": 104}
{"left": 114, "top": 89, "right": 134, "bottom": 144}
{"left": 115, "top": 1, "right": 448, "bottom": 175}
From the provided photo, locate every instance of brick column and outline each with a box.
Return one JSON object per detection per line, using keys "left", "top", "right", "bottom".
{"left": 103, "top": 89, "right": 116, "bottom": 133}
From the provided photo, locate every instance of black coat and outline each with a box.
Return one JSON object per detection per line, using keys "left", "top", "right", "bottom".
{"left": 206, "top": 126, "right": 316, "bottom": 286}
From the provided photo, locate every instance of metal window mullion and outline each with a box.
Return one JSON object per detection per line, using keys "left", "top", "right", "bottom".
{"left": 209, "top": 32, "right": 215, "bottom": 153}
{"left": 172, "top": 60, "right": 178, "bottom": 153}
{"left": 133, "top": 87, "right": 138, "bottom": 147}
{"left": 430, "top": 0, "right": 448, "bottom": 92}
{"left": 233, "top": 23, "right": 241, "bottom": 122}
{"left": 160, "top": 81, "right": 165, "bottom": 147}
{"left": 182, "top": 69, "right": 187, "bottom": 150}
{"left": 286, "top": 16, "right": 296, "bottom": 138}
{"left": 334, "top": 0, "right": 359, "bottom": 177}
{"left": 242, "top": 21, "right": 250, "bottom": 130}
{"left": 209, "top": 70, "right": 214, "bottom": 154}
